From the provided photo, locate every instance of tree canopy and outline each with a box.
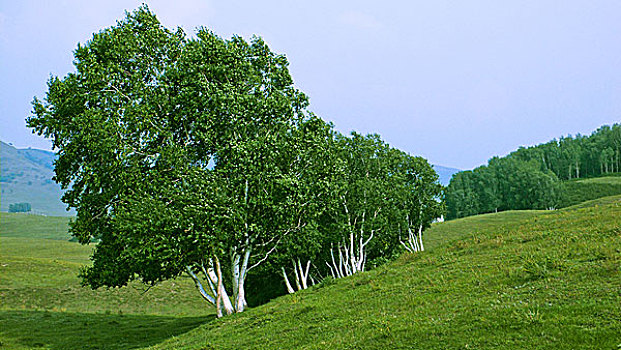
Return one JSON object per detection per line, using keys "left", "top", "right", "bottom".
{"left": 445, "top": 123, "right": 621, "bottom": 220}
{"left": 28, "top": 7, "right": 444, "bottom": 315}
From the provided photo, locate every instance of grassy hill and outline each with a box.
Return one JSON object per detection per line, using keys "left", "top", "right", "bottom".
{"left": 146, "top": 196, "right": 620, "bottom": 349}
{"left": 0, "top": 213, "right": 212, "bottom": 350}
{"left": 0, "top": 141, "right": 74, "bottom": 216}
{"left": 560, "top": 174, "right": 621, "bottom": 208}
{"left": 1, "top": 196, "right": 619, "bottom": 349}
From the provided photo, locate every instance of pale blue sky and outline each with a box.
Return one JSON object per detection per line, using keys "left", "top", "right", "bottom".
{"left": 1, "top": 1, "right": 620, "bottom": 169}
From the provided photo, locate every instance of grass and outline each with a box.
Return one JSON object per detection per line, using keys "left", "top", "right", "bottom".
{"left": 149, "top": 195, "right": 621, "bottom": 349}
{"left": 1, "top": 197, "right": 619, "bottom": 349}
{"left": 560, "top": 175, "right": 621, "bottom": 207}
{"left": 0, "top": 214, "right": 213, "bottom": 349}
{"left": 1, "top": 311, "right": 208, "bottom": 350}
{"left": 1, "top": 213, "right": 72, "bottom": 240}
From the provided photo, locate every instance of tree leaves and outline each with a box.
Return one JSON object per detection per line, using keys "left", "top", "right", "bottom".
{"left": 28, "top": 6, "right": 444, "bottom": 307}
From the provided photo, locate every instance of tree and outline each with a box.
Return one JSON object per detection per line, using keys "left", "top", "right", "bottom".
{"left": 28, "top": 6, "right": 446, "bottom": 313}
{"left": 9, "top": 203, "right": 31, "bottom": 213}
{"left": 446, "top": 156, "right": 561, "bottom": 219}
{"left": 27, "top": 7, "right": 328, "bottom": 316}
{"left": 277, "top": 133, "right": 443, "bottom": 290}
{"left": 396, "top": 153, "right": 444, "bottom": 253}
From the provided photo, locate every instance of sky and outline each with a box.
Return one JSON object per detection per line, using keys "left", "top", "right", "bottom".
{"left": 1, "top": 1, "right": 620, "bottom": 170}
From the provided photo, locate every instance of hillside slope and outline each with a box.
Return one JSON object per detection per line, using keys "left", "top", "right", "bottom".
{"left": 560, "top": 175, "right": 621, "bottom": 208}
{"left": 0, "top": 141, "right": 73, "bottom": 216}
{"left": 149, "top": 196, "right": 621, "bottom": 350}
{"left": 0, "top": 212, "right": 212, "bottom": 350}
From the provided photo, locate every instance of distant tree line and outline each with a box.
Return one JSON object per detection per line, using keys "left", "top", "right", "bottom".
{"left": 446, "top": 124, "right": 621, "bottom": 220}
{"left": 9, "top": 202, "right": 32, "bottom": 213}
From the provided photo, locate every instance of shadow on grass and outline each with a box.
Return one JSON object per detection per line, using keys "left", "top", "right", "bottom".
{"left": 0, "top": 310, "right": 212, "bottom": 349}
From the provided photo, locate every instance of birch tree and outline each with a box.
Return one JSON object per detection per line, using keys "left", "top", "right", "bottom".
{"left": 396, "top": 155, "right": 444, "bottom": 253}
{"left": 27, "top": 6, "right": 328, "bottom": 316}
{"left": 318, "top": 135, "right": 443, "bottom": 278}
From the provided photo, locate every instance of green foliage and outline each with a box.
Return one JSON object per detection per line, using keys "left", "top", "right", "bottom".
{"left": 318, "top": 133, "right": 443, "bottom": 271}
{"left": 247, "top": 132, "right": 444, "bottom": 304}
{"left": 8, "top": 203, "right": 31, "bottom": 213}
{"left": 511, "top": 124, "right": 621, "bottom": 180}
{"left": 27, "top": 5, "right": 444, "bottom": 311}
{"left": 446, "top": 158, "right": 561, "bottom": 219}
{"left": 446, "top": 123, "right": 621, "bottom": 219}
{"left": 27, "top": 6, "right": 316, "bottom": 291}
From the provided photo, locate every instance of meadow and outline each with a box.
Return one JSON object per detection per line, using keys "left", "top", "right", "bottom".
{"left": 0, "top": 213, "right": 212, "bottom": 350}
{"left": 1, "top": 195, "right": 620, "bottom": 349}
{"left": 149, "top": 195, "right": 620, "bottom": 349}
{"left": 560, "top": 174, "right": 621, "bottom": 208}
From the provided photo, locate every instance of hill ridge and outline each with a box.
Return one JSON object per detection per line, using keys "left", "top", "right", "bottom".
{"left": 0, "top": 141, "right": 74, "bottom": 216}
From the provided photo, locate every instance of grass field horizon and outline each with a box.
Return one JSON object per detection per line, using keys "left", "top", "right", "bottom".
{"left": 2, "top": 192, "right": 620, "bottom": 348}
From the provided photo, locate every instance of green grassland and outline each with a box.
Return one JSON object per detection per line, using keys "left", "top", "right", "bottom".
{"left": 0, "top": 213, "right": 213, "bottom": 350}
{"left": 1, "top": 213, "right": 72, "bottom": 240}
{"left": 1, "top": 196, "right": 620, "bottom": 349}
{"left": 560, "top": 174, "right": 621, "bottom": 208}
{"left": 147, "top": 196, "right": 620, "bottom": 349}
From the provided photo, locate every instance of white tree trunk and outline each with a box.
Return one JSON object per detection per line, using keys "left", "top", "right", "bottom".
{"left": 417, "top": 224, "right": 425, "bottom": 252}
{"left": 400, "top": 213, "right": 425, "bottom": 254}
{"left": 186, "top": 259, "right": 234, "bottom": 317}
{"left": 282, "top": 259, "right": 314, "bottom": 294}
{"left": 230, "top": 247, "right": 251, "bottom": 313}
{"left": 326, "top": 230, "right": 373, "bottom": 278}
{"left": 202, "top": 260, "right": 234, "bottom": 315}
{"left": 282, "top": 267, "right": 296, "bottom": 294}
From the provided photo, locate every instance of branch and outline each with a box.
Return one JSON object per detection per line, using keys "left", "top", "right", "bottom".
{"left": 186, "top": 266, "right": 215, "bottom": 305}
{"left": 101, "top": 85, "right": 131, "bottom": 101}
{"left": 247, "top": 234, "right": 284, "bottom": 271}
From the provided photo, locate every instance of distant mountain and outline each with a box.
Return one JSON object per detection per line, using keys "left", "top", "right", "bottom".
{"left": 433, "top": 165, "right": 461, "bottom": 186}
{"left": 0, "top": 141, "right": 74, "bottom": 216}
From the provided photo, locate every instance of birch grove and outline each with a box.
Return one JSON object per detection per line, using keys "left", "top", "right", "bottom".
{"left": 278, "top": 134, "right": 443, "bottom": 295}
{"left": 28, "top": 7, "right": 445, "bottom": 316}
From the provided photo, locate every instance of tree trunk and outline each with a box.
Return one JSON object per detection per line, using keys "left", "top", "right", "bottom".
{"left": 417, "top": 224, "right": 425, "bottom": 252}
{"left": 575, "top": 160, "right": 580, "bottom": 179}
{"left": 283, "top": 259, "right": 314, "bottom": 294}
{"left": 214, "top": 256, "right": 223, "bottom": 318}
{"left": 203, "top": 261, "right": 234, "bottom": 315}
{"left": 186, "top": 261, "right": 234, "bottom": 317}
{"left": 229, "top": 248, "right": 250, "bottom": 313}
{"left": 282, "top": 267, "right": 296, "bottom": 294}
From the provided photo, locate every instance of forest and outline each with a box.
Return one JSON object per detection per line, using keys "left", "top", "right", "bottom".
{"left": 446, "top": 123, "right": 621, "bottom": 219}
